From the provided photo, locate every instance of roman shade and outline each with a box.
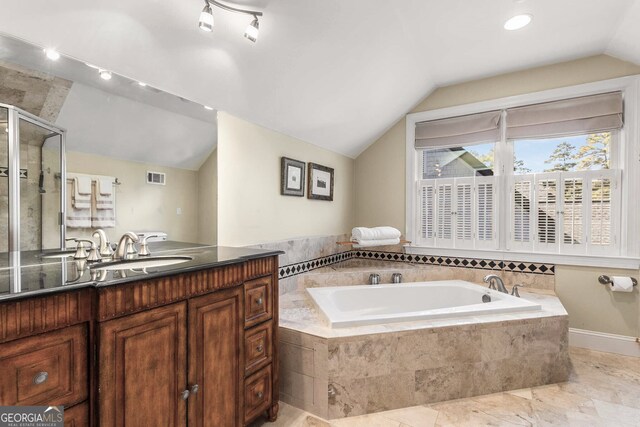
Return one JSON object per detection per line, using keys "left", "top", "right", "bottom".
{"left": 506, "top": 91, "right": 623, "bottom": 139}
{"left": 415, "top": 110, "right": 502, "bottom": 149}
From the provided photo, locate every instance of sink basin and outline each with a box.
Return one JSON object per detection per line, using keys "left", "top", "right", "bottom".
{"left": 90, "top": 256, "right": 193, "bottom": 271}
{"left": 40, "top": 250, "right": 76, "bottom": 259}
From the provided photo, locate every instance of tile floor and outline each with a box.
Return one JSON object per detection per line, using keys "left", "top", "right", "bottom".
{"left": 252, "top": 347, "right": 640, "bottom": 426}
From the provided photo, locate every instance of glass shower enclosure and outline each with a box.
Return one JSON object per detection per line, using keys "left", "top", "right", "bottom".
{"left": 1, "top": 103, "right": 66, "bottom": 254}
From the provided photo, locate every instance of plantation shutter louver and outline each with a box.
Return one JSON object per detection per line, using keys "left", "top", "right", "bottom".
{"left": 506, "top": 92, "right": 623, "bottom": 139}
{"left": 454, "top": 179, "right": 474, "bottom": 248}
{"left": 415, "top": 110, "right": 502, "bottom": 148}
{"left": 419, "top": 182, "right": 436, "bottom": 244}
{"left": 436, "top": 180, "right": 454, "bottom": 247}
{"left": 510, "top": 176, "right": 535, "bottom": 251}
{"left": 476, "top": 178, "right": 496, "bottom": 248}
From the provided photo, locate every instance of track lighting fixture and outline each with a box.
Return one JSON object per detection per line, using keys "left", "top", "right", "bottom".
{"left": 199, "top": 3, "right": 214, "bottom": 32}
{"left": 244, "top": 17, "right": 259, "bottom": 43}
{"left": 198, "top": 0, "right": 263, "bottom": 43}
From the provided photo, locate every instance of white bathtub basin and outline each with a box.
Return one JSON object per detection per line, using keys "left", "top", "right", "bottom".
{"left": 306, "top": 280, "right": 542, "bottom": 328}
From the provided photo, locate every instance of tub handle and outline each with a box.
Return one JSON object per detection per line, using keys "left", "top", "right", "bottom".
{"left": 511, "top": 284, "right": 525, "bottom": 297}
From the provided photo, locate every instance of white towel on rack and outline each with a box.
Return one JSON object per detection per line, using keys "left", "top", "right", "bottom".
{"left": 66, "top": 181, "right": 91, "bottom": 228}
{"left": 97, "top": 177, "right": 114, "bottom": 196}
{"left": 72, "top": 176, "right": 91, "bottom": 209}
{"left": 96, "top": 178, "right": 115, "bottom": 210}
{"left": 352, "top": 238, "right": 401, "bottom": 248}
{"left": 91, "top": 184, "right": 116, "bottom": 228}
{"left": 351, "top": 226, "right": 401, "bottom": 243}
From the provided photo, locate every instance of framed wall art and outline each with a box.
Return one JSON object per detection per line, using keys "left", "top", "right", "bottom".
{"left": 307, "top": 162, "right": 334, "bottom": 201}
{"left": 281, "top": 157, "right": 305, "bottom": 196}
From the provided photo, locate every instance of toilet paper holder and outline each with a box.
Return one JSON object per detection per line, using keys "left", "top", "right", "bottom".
{"left": 598, "top": 275, "right": 638, "bottom": 287}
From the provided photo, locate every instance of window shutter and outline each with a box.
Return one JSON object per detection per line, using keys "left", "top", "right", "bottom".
{"left": 535, "top": 174, "right": 560, "bottom": 252}
{"left": 476, "top": 177, "right": 496, "bottom": 248}
{"left": 588, "top": 170, "right": 620, "bottom": 256}
{"left": 454, "top": 178, "right": 474, "bottom": 248}
{"left": 510, "top": 175, "right": 535, "bottom": 251}
{"left": 560, "top": 176, "right": 586, "bottom": 254}
{"left": 435, "top": 180, "right": 454, "bottom": 248}
{"left": 418, "top": 181, "right": 436, "bottom": 246}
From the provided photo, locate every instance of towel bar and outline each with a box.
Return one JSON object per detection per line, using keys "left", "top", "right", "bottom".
{"left": 598, "top": 275, "right": 637, "bottom": 287}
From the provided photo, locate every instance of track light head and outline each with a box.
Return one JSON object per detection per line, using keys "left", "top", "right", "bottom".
{"left": 199, "top": 3, "right": 214, "bottom": 32}
{"left": 244, "top": 17, "right": 259, "bottom": 43}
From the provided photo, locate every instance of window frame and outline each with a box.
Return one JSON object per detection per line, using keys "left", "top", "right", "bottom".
{"left": 405, "top": 75, "right": 640, "bottom": 269}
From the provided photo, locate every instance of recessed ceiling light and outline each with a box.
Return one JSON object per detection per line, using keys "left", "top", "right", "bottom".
{"left": 204, "top": 106, "right": 214, "bottom": 111}
{"left": 504, "top": 14, "right": 532, "bottom": 30}
{"left": 99, "top": 69, "right": 112, "bottom": 80}
{"left": 43, "top": 49, "right": 60, "bottom": 61}
{"left": 138, "top": 82, "right": 147, "bottom": 87}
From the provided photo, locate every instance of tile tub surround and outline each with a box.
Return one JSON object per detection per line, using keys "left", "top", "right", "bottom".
{"left": 252, "top": 347, "right": 640, "bottom": 427}
{"left": 278, "top": 287, "right": 569, "bottom": 419}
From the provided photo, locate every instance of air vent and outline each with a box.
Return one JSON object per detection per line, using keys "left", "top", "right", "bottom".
{"left": 146, "top": 171, "right": 166, "bottom": 185}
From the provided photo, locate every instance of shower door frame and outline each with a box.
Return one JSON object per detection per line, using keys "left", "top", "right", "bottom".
{"left": 2, "top": 102, "right": 66, "bottom": 253}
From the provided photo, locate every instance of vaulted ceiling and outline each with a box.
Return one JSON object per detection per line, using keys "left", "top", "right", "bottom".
{"left": 1, "top": 0, "right": 639, "bottom": 160}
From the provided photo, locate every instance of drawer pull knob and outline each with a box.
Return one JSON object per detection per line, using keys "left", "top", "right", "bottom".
{"left": 191, "top": 384, "right": 199, "bottom": 394}
{"left": 33, "top": 372, "right": 48, "bottom": 385}
{"left": 256, "top": 391, "right": 264, "bottom": 399}
{"left": 181, "top": 389, "right": 190, "bottom": 401}
{"left": 256, "top": 344, "right": 264, "bottom": 353}
{"left": 256, "top": 297, "right": 264, "bottom": 306}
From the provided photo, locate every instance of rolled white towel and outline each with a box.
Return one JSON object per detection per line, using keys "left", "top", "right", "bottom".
{"left": 352, "top": 238, "right": 401, "bottom": 248}
{"left": 351, "top": 226, "right": 401, "bottom": 242}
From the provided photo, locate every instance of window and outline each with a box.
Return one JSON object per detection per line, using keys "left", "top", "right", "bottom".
{"left": 406, "top": 84, "right": 635, "bottom": 264}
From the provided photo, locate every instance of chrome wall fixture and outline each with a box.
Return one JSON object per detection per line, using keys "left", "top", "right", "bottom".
{"left": 198, "top": 0, "right": 263, "bottom": 42}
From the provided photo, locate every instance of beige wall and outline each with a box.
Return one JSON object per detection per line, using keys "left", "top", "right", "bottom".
{"left": 65, "top": 151, "right": 199, "bottom": 243}
{"left": 217, "top": 112, "right": 355, "bottom": 247}
{"left": 197, "top": 148, "right": 217, "bottom": 245}
{"left": 355, "top": 54, "right": 640, "bottom": 337}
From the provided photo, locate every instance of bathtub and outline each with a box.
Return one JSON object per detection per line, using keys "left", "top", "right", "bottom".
{"left": 306, "top": 280, "right": 542, "bottom": 328}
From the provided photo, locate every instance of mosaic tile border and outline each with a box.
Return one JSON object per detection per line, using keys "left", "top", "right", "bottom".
{"left": 278, "top": 251, "right": 354, "bottom": 279}
{"left": 278, "top": 250, "right": 555, "bottom": 279}
{"left": 0, "top": 167, "right": 28, "bottom": 178}
{"left": 354, "top": 250, "right": 555, "bottom": 275}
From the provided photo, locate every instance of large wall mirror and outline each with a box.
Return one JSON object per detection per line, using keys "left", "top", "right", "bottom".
{"left": 0, "top": 33, "right": 218, "bottom": 253}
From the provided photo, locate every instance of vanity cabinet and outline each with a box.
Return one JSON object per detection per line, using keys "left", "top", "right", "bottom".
{"left": 0, "top": 289, "right": 92, "bottom": 417}
{"left": 0, "top": 254, "right": 279, "bottom": 427}
{"left": 98, "top": 302, "right": 188, "bottom": 426}
{"left": 95, "top": 256, "right": 278, "bottom": 426}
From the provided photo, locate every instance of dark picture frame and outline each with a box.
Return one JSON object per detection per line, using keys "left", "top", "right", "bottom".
{"left": 307, "top": 162, "right": 334, "bottom": 201}
{"left": 281, "top": 157, "right": 306, "bottom": 196}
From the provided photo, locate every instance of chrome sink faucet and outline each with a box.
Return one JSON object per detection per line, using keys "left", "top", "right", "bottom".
{"left": 114, "top": 232, "right": 139, "bottom": 260}
{"left": 93, "top": 229, "right": 114, "bottom": 258}
{"left": 483, "top": 274, "right": 508, "bottom": 294}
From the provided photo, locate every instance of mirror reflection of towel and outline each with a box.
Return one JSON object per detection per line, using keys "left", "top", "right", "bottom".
{"left": 72, "top": 176, "right": 91, "bottom": 209}
{"left": 66, "top": 181, "right": 91, "bottom": 228}
{"left": 91, "top": 182, "right": 116, "bottom": 228}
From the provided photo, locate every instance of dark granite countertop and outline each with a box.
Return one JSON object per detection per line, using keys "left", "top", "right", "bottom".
{"left": 0, "top": 241, "right": 283, "bottom": 302}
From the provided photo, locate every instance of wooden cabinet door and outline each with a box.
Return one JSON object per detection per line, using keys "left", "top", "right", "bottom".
{"left": 99, "top": 302, "right": 187, "bottom": 427}
{"left": 188, "top": 287, "right": 243, "bottom": 427}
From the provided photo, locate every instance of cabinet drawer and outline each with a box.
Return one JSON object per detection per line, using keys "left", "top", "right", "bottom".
{"left": 0, "top": 324, "right": 88, "bottom": 407}
{"left": 64, "top": 402, "right": 89, "bottom": 427}
{"left": 244, "top": 276, "right": 273, "bottom": 328}
{"left": 245, "top": 322, "right": 273, "bottom": 375}
{"left": 244, "top": 364, "right": 272, "bottom": 424}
